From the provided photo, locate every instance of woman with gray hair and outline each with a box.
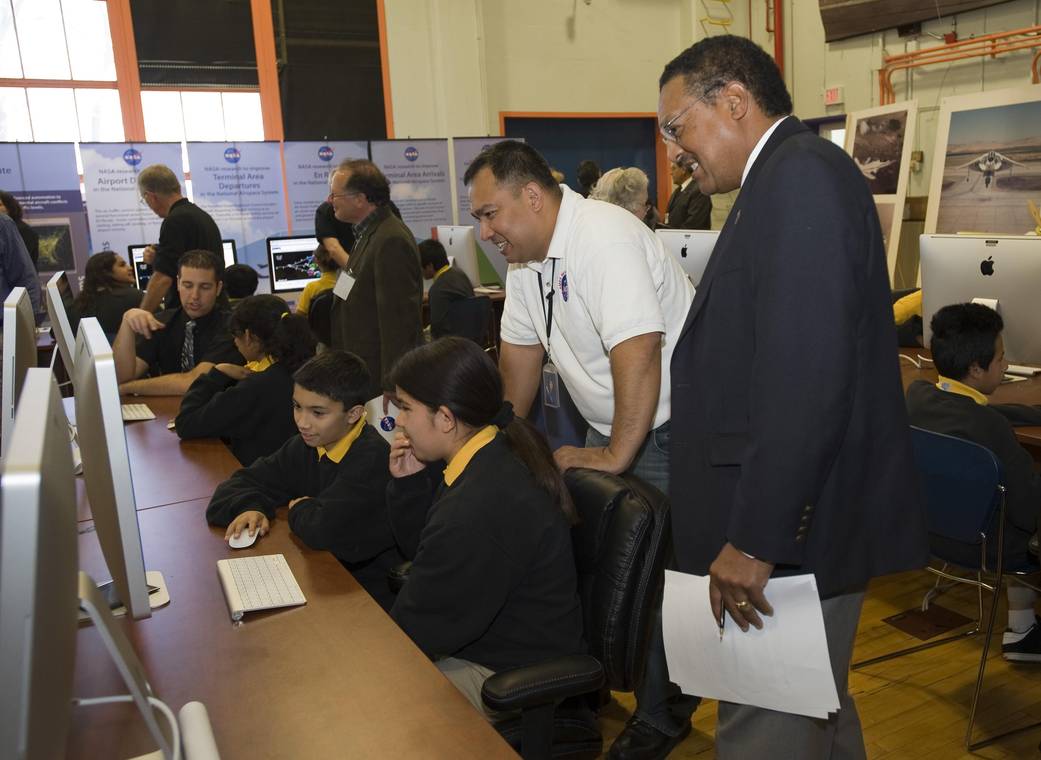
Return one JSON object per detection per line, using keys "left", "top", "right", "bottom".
{"left": 589, "top": 167, "right": 655, "bottom": 225}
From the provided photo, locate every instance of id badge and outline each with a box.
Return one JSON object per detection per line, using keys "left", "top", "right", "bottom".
{"left": 542, "top": 362, "right": 561, "bottom": 409}
{"left": 333, "top": 270, "right": 356, "bottom": 300}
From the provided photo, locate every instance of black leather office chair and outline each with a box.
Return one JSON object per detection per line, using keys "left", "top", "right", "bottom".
{"left": 436, "top": 295, "right": 494, "bottom": 347}
{"left": 306, "top": 289, "right": 334, "bottom": 347}
{"left": 481, "top": 468, "right": 672, "bottom": 760}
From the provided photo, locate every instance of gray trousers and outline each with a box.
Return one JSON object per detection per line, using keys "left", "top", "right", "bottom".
{"left": 715, "top": 588, "right": 867, "bottom": 759}
{"left": 437, "top": 657, "right": 513, "bottom": 721}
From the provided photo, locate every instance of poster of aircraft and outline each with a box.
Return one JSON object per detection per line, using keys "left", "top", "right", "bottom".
{"left": 928, "top": 86, "right": 1041, "bottom": 236}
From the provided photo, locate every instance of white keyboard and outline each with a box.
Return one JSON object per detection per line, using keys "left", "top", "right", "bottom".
{"left": 216, "top": 554, "right": 306, "bottom": 621}
{"left": 1006, "top": 364, "right": 1041, "bottom": 377}
{"left": 121, "top": 402, "right": 156, "bottom": 422}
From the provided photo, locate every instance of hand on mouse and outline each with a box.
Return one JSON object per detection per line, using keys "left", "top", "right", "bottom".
{"left": 225, "top": 510, "right": 270, "bottom": 541}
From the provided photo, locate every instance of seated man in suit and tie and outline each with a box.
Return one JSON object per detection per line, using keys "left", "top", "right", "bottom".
{"left": 113, "top": 249, "right": 243, "bottom": 396}
{"left": 420, "top": 238, "right": 475, "bottom": 339}
{"left": 663, "top": 160, "right": 712, "bottom": 230}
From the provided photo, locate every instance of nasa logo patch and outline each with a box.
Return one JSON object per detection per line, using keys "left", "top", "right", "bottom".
{"left": 380, "top": 416, "right": 396, "bottom": 432}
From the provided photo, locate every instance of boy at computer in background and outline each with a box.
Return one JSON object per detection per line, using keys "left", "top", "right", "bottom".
{"left": 206, "top": 350, "right": 404, "bottom": 611}
{"left": 113, "top": 249, "right": 243, "bottom": 396}
{"left": 906, "top": 302, "right": 1041, "bottom": 661}
{"left": 222, "top": 263, "right": 259, "bottom": 304}
{"left": 294, "top": 243, "right": 338, "bottom": 316}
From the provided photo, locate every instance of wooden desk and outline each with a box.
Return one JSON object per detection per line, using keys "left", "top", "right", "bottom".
{"left": 70, "top": 504, "right": 516, "bottom": 758}
{"left": 899, "top": 348, "right": 1041, "bottom": 448}
{"left": 76, "top": 396, "right": 242, "bottom": 521}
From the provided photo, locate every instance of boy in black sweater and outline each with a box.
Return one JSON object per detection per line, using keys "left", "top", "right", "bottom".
{"left": 906, "top": 303, "right": 1041, "bottom": 661}
{"left": 206, "top": 350, "right": 404, "bottom": 610}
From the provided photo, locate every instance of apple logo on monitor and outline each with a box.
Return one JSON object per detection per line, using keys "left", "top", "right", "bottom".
{"left": 680, "top": 244, "right": 688, "bottom": 258}
{"left": 980, "top": 256, "right": 995, "bottom": 276}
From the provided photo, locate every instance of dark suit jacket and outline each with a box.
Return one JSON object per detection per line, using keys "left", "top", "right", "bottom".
{"left": 330, "top": 205, "right": 422, "bottom": 395}
{"left": 669, "top": 118, "right": 927, "bottom": 598}
{"left": 664, "top": 180, "right": 712, "bottom": 230}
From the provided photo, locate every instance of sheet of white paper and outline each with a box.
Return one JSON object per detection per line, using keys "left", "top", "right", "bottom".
{"left": 662, "top": 570, "right": 840, "bottom": 719}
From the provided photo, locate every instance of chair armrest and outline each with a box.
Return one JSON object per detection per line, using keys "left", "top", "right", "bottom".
{"left": 387, "top": 561, "right": 412, "bottom": 594}
{"left": 481, "top": 655, "right": 604, "bottom": 712}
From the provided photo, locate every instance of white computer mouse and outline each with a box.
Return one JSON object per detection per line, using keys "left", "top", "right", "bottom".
{"left": 228, "top": 529, "right": 260, "bottom": 550}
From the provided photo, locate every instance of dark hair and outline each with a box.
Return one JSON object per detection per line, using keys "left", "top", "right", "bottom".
{"left": 418, "top": 238, "right": 449, "bottom": 270}
{"left": 177, "top": 249, "right": 222, "bottom": 277}
{"left": 230, "top": 294, "right": 316, "bottom": 374}
{"left": 313, "top": 243, "right": 337, "bottom": 273}
{"left": 929, "top": 303, "right": 1004, "bottom": 380}
{"left": 389, "top": 337, "right": 577, "bottom": 524}
{"left": 576, "top": 160, "right": 601, "bottom": 196}
{"left": 659, "top": 35, "right": 793, "bottom": 119}
{"left": 462, "top": 140, "right": 562, "bottom": 199}
{"left": 0, "top": 190, "right": 24, "bottom": 222}
{"left": 293, "top": 349, "right": 371, "bottom": 410}
{"left": 222, "top": 263, "right": 259, "bottom": 299}
{"left": 336, "top": 159, "right": 391, "bottom": 205}
{"left": 73, "top": 251, "right": 129, "bottom": 313}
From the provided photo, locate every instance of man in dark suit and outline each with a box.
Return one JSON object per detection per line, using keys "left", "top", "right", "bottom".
{"left": 659, "top": 36, "right": 926, "bottom": 756}
{"left": 327, "top": 160, "right": 423, "bottom": 402}
{"left": 663, "top": 161, "right": 711, "bottom": 230}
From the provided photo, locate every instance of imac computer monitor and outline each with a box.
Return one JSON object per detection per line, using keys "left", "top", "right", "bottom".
{"left": 2, "top": 286, "right": 37, "bottom": 458}
{"left": 129, "top": 240, "right": 237, "bottom": 290}
{"left": 267, "top": 235, "right": 322, "bottom": 293}
{"left": 0, "top": 369, "right": 78, "bottom": 759}
{"left": 655, "top": 229, "right": 719, "bottom": 287}
{"left": 45, "top": 271, "right": 77, "bottom": 376}
{"left": 920, "top": 235, "right": 1041, "bottom": 365}
{"left": 435, "top": 226, "right": 481, "bottom": 287}
{"left": 73, "top": 317, "right": 155, "bottom": 619}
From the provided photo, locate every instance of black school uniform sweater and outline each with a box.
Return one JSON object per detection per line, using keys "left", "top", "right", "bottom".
{"left": 388, "top": 435, "right": 585, "bottom": 672}
{"left": 906, "top": 379, "right": 1041, "bottom": 568}
{"left": 176, "top": 363, "right": 297, "bottom": 466}
{"left": 206, "top": 424, "right": 403, "bottom": 610}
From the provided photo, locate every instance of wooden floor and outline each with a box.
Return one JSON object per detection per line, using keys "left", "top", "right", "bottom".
{"left": 600, "top": 570, "right": 1041, "bottom": 758}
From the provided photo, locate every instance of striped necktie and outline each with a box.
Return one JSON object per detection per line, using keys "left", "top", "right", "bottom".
{"left": 180, "top": 320, "right": 196, "bottom": 372}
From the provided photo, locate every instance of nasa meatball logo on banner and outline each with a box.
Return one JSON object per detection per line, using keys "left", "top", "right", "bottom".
{"left": 404, "top": 146, "right": 419, "bottom": 162}
{"left": 224, "top": 147, "right": 242, "bottom": 164}
{"left": 122, "top": 148, "right": 142, "bottom": 167}
{"left": 318, "top": 145, "right": 334, "bottom": 162}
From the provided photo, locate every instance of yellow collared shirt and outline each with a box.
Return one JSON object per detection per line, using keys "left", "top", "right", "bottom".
{"left": 316, "top": 413, "right": 368, "bottom": 463}
{"left": 244, "top": 355, "right": 276, "bottom": 373}
{"left": 443, "top": 425, "right": 497, "bottom": 486}
{"left": 936, "top": 375, "right": 988, "bottom": 406}
{"left": 433, "top": 264, "right": 451, "bottom": 282}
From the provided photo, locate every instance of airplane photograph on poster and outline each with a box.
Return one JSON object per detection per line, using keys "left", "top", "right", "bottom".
{"left": 931, "top": 92, "right": 1041, "bottom": 235}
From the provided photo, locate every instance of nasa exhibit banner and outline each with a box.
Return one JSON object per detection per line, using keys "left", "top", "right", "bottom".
{"left": 452, "top": 137, "right": 518, "bottom": 285}
{"left": 283, "top": 141, "right": 368, "bottom": 234}
{"left": 0, "top": 142, "right": 88, "bottom": 273}
{"left": 186, "top": 142, "right": 289, "bottom": 277}
{"left": 80, "top": 142, "right": 185, "bottom": 262}
{"left": 369, "top": 139, "right": 453, "bottom": 240}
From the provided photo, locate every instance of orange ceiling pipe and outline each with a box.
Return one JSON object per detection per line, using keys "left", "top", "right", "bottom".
{"left": 1033, "top": 48, "right": 1041, "bottom": 83}
{"left": 878, "top": 25, "right": 1041, "bottom": 104}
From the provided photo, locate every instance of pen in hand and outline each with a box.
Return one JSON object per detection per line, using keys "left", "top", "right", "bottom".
{"left": 719, "top": 609, "right": 725, "bottom": 641}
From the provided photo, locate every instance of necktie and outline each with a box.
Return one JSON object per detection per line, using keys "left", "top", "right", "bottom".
{"left": 180, "top": 320, "right": 196, "bottom": 372}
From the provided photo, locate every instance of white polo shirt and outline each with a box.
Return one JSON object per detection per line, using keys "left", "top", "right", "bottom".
{"left": 500, "top": 185, "right": 694, "bottom": 437}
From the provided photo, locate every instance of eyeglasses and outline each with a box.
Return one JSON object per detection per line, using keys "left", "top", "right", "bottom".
{"left": 659, "top": 84, "right": 724, "bottom": 144}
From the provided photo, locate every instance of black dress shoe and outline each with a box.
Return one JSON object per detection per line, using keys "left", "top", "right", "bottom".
{"left": 607, "top": 716, "right": 692, "bottom": 760}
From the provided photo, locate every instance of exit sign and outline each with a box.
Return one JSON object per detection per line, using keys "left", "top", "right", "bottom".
{"left": 824, "top": 86, "right": 844, "bottom": 105}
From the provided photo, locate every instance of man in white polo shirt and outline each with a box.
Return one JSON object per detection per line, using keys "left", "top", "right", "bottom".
{"left": 464, "top": 141, "right": 696, "bottom": 759}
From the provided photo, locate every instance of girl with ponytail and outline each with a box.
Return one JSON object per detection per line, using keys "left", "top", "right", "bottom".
{"left": 176, "top": 294, "right": 317, "bottom": 465}
{"left": 386, "top": 336, "right": 584, "bottom": 717}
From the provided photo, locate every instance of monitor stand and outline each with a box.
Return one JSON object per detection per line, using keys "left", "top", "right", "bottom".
{"left": 78, "top": 571, "right": 170, "bottom": 621}
{"left": 76, "top": 571, "right": 174, "bottom": 759}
